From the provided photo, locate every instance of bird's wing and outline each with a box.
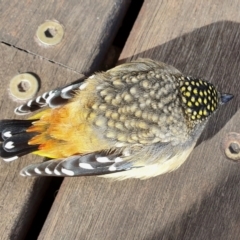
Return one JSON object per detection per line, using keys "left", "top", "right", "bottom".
{"left": 14, "top": 59, "right": 182, "bottom": 116}
{"left": 20, "top": 152, "right": 135, "bottom": 177}
{"left": 14, "top": 76, "right": 87, "bottom": 115}
{"left": 19, "top": 141, "right": 192, "bottom": 179}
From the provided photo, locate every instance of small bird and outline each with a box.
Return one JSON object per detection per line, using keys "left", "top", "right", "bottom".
{"left": 0, "top": 59, "right": 233, "bottom": 179}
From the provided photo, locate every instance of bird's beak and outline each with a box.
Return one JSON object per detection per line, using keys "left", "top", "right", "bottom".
{"left": 220, "top": 93, "right": 234, "bottom": 105}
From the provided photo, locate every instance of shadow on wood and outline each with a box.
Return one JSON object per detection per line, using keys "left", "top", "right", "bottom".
{"left": 120, "top": 20, "right": 240, "bottom": 146}
{"left": 146, "top": 168, "right": 240, "bottom": 240}
{"left": 38, "top": 21, "right": 240, "bottom": 240}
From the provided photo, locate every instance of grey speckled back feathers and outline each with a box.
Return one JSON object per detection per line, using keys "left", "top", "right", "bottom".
{"left": 0, "top": 59, "right": 234, "bottom": 179}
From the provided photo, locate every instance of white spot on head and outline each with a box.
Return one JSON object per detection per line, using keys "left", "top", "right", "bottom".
{"left": 34, "top": 167, "right": 42, "bottom": 174}
{"left": 54, "top": 169, "right": 61, "bottom": 176}
{"left": 3, "top": 131, "right": 12, "bottom": 138}
{"left": 61, "top": 168, "right": 74, "bottom": 176}
{"left": 96, "top": 157, "right": 112, "bottom": 163}
{"left": 109, "top": 165, "right": 117, "bottom": 171}
{"left": 79, "top": 82, "right": 88, "bottom": 90}
{"left": 114, "top": 157, "right": 123, "bottom": 163}
{"left": 45, "top": 167, "right": 52, "bottom": 174}
{"left": 4, "top": 141, "right": 15, "bottom": 149}
{"left": 3, "top": 156, "right": 18, "bottom": 162}
{"left": 79, "top": 163, "right": 94, "bottom": 169}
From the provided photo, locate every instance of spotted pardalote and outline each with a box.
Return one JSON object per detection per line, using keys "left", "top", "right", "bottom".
{"left": 0, "top": 59, "right": 233, "bottom": 179}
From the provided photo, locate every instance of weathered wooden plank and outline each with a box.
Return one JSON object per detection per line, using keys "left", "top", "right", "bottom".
{"left": 0, "top": 0, "right": 130, "bottom": 73}
{"left": 0, "top": 43, "right": 81, "bottom": 240}
{"left": 38, "top": 0, "right": 240, "bottom": 239}
{"left": 0, "top": 1, "right": 130, "bottom": 239}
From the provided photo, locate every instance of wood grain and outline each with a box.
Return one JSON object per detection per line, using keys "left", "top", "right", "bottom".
{"left": 38, "top": 0, "right": 240, "bottom": 239}
{"left": 0, "top": 1, "right": 130, "bottom": 239}
{"left": 0, "top": 43, "right": 81, "bottom": 240}
{"left": 0, "top": 0, "right": 130, "bottom": 73}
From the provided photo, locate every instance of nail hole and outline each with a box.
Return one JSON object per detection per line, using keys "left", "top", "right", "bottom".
{"left": 229, "top": 142, "right": 240, "bottom": 154}
{"left": 44, "top": 28, "right": 57, "bottom": 38}
{"left": 17, "top": 80, "right": 30, "bottom": 92}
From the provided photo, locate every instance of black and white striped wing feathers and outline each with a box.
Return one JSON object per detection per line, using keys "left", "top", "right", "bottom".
{"left": 14, "top": 77, "right": 87, "bottom": 115}
{"left": 20, "top": 152, "right": 134, "bottom": 177}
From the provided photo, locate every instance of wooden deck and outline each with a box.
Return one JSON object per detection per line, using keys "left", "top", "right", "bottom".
{"left": 0, "top": 0, "right": 240, "bottom": 239}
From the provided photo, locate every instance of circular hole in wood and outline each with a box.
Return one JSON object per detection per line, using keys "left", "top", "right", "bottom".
{"left": 9, "top": 73, "right": 39, "bottom": 101}
{"left": 36, "top": 21, "right": 64, "bottom": 46}
{"left": 222, "top": 132, "right": 240, "bottom": 161}
{"left": 44, "top": 28, "right": 57, "bottom": 38}
{"left": 17, "top": 80, "right": 31, "bottom": 92}
{"left": 229, "top": 142, "right": 240, "bottom": 154}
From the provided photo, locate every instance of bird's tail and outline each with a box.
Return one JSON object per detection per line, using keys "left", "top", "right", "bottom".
{"left": 0, "top": 119, "right": 39, "bottom": 161}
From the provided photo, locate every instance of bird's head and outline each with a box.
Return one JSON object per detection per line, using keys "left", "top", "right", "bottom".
{"left": 179, "top": 77, "right": 233, "bottom": 123}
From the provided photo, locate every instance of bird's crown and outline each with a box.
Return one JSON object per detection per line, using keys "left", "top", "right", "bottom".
{"left": 179, "top": 77, "right": 219, "bottom": 121}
